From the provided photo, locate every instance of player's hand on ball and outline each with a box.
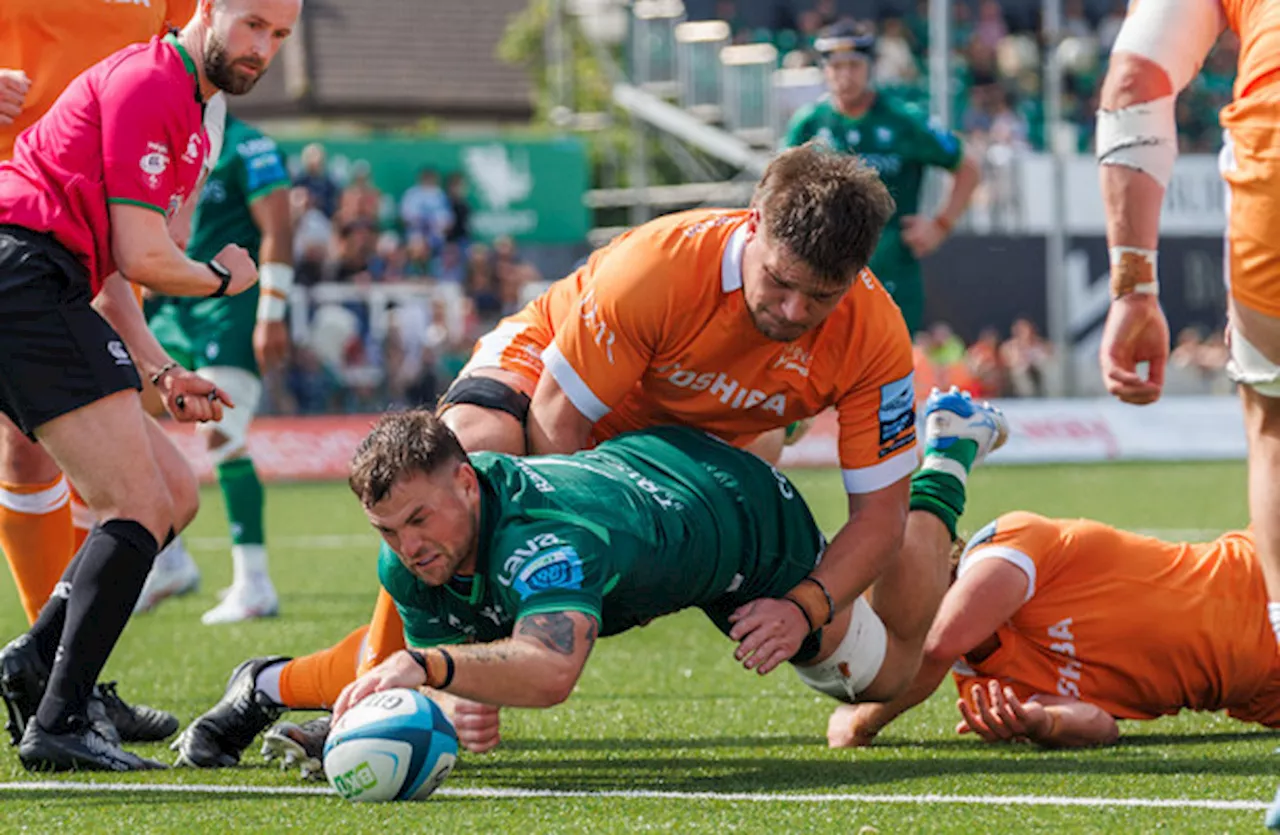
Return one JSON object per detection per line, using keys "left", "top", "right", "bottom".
{"left": 1100, "top": 294, "right": 1168, "bottom": 405}
{"left": 449, "top": 698, "right": 502, "bottom": 754}
{"left": 158, "top": 366, "right": 233, "bottom": 423}
{"left": 334, "top": 651, "right": 426, "bottom": 725}
{"left": 214, "top": 243, "right": 260, "bottom": 296}
{"left": 0, "top": 70, "right": 31, "bottom": 126}
{"left": 253, "top": 320, "right": 289, "bottom": 372}
{"left": 956, "top": 680, "right": 1054, "bottom": 745}
{"left": 728, "top": 597, "right": 809, "bottom": 675}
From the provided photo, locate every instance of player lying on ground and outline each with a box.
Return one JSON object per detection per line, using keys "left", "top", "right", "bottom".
{"left": 171, "top": 390, "right": 1006, "bottom": 772}
{"left": 193, "top": 145, "right": 960, "bottom": 733}
{"left": 0, "top": 0, "right": 298, "bottom": 772}
{"left": 825, "top": 512, "right": 1280, "bottom": 749}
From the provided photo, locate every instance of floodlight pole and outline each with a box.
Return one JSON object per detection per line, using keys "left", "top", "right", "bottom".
{"left": 1043, "top": 0, "right": 1075, "bottom": 395}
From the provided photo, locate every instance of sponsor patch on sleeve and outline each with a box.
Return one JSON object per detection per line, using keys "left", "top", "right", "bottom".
{"left": 512, "top": 545, "right": 585, "bottom": 601}
{"left": 878, "top": 372, "right": 916, "bottom": 444}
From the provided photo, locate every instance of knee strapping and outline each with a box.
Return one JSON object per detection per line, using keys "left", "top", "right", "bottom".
{"left": 792, "top": 597, "right": 888, "bottom": 703}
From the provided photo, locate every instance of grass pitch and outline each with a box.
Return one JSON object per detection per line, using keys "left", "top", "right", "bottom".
{"left": 1, "top": 461, "right": 1275, "bottom": 833}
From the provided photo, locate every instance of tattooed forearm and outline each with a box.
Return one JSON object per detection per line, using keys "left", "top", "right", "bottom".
{"left": 516, "top": 613, "right": 576, "bottom": 655}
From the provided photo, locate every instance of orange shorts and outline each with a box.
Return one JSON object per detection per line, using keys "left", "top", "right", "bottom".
{"left": 1221, "top": 109, "right": 1280, "bottom": 319}
{"left": 454, "top": 306, "right": 554, "bottom": 398}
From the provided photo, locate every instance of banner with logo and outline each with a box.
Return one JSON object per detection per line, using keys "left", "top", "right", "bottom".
{"left": 163, "top": 395, "right": 1246, "bottom": 485}
{"left": 277, "top": 136, "right": 589, "bottom": 244}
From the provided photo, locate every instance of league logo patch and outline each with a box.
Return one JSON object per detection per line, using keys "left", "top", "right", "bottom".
{"left": 878, "top": 372, "right": 916, "bottom": 443}
{"left": 139, "top": 142, "right": 170, "bottom": 189}
{"left": 512, "top": 546, "right": 584, "bottom": 601}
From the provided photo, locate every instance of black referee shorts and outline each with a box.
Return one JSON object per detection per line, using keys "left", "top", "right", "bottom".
{"left": 0, "top": 225, "right": 142, "bottom": 439}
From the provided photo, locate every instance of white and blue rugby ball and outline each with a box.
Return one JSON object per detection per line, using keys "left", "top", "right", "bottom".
{"left": 323, "top": 688, "right": 458, "bottom": 802}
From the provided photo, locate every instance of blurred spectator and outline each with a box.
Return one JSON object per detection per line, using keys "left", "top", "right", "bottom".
{"left": 923, "top": 322, "right": 967, "bottom": 367}
{"left": 368, "top": 231, "right": 406, "bottom": 283}
{"left": 403, "top": 233, "right": 435, "bottom": 280}
{"left": 400, "top": 167, "right": 454, "bottom": 245}
{"left": 445, "top": 173, "right": 472, "bottom": 245}
{"left": 965, "top": 327, "right": 1007, "bottom": 398}
{"left": 1000, "top": 317, "right": 1054, "bottom": 397}
{"left": 988, "top": 88, "right": 1031, "bottom": 149}
{"left": 437, "top": 241, "right": 465, "bottom": 284}
{"left": 876, "top": 18, "right": 919, "bottom": 85}
{"left": 465, "top": 243, "right": 503, "bottom": 330}
{"left": 973, "top": 0, "right": 1007, "bottom": 51}
{"left": 293, "top": 143, "right": 339, "bottom": 218}
{"left": 287, "top": 344, "right": 344, "bottom": 414}
{"left": 1062, "top": 0, "right": 1094, "bottom": 40}
{"left": 337, "top": 160, "right": 383, "bottom": 226}
{"left": 325, "top": 219, "right": 377, "bottom": 283}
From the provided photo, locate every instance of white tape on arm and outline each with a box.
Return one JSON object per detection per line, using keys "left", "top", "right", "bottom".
{"left": 256, "top": 262, "right": 294, "bottom": 321}
{"left": 1096, "top": 95, "right": 1177, "bottom": 188}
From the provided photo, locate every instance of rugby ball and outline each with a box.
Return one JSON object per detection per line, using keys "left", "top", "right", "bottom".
{"left": 323, "top": 688, "right": 458, "bottom": 802}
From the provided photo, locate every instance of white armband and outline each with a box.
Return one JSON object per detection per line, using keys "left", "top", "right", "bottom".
{"left": 1096, "top": 96, "right": 1177, "bottom": 189}
{"left": 257, "top": 262, "right": 294, "bottom": 321}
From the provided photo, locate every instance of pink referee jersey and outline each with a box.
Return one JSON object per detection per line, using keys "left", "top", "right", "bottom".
{"left": 0, "top": 33, "right": 208, "bottom": 296}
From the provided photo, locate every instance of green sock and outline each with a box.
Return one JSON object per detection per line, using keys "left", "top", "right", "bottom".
{"left": 217, "top": 457, "right": 265, "bottom": 546}
{"left": 910, "top": 470, "right": 967, "bottom": 540}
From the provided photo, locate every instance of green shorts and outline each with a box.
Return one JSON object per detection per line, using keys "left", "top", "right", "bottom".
{"left": 148, "top": 288, "right": 260, "bottom": 374}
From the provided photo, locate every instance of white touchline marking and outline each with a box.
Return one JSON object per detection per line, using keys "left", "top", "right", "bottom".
{"left": 0, "top": 782, "right": 1268, "bottom": 811}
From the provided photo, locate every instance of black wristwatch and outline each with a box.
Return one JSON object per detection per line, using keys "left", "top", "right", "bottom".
{"left": 206, "top": 259, "right": 232, "bottom": 298}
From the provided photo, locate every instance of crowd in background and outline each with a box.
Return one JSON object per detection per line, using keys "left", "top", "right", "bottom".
{"left": 712, "top": 0, "right": 1236, "bottom": 153}
{"left": 259, "top": 0, "right": 1236, "bottom": 415}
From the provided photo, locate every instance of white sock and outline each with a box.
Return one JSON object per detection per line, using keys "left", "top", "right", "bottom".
{"left": 1268, "top": 602, "right": 1280, "bottom": 644}
{"left": 232, "top": 544, "right": 269, "bottom": 587}
{"left": 254, "top": 659, "right": 288, "bottom": 706}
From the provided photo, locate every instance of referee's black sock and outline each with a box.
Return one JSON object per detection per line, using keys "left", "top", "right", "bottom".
{"left": 35, "top": 519, "right": 157, "bottom": 735}
{"left": 26, "top": 542, "right": 89, "bottom": 667}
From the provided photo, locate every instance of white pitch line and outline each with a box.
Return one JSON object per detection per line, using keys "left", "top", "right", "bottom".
{"left": 0, "top": 782, "right": 1268, "bottom": 811}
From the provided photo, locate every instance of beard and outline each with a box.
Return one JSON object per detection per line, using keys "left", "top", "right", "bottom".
{"left": 204, "top": 31, "right": 266, "bottom": 95}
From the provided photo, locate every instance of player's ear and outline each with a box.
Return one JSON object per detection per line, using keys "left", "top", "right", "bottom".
{"left": 454, "top": 461, "right": 478, "bottom": 503}
{"left": 746, "top": 207, "right": 761, "bottom": 238}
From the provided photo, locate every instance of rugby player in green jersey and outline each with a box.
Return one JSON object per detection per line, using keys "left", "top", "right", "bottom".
{"left": 141, "top": 114, "right": 294, "bottom": 624}
{"left": 784, "top": 21, "right": 981, "bottom": 334}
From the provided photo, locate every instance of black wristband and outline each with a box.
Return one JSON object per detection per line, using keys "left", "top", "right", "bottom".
{"left": 206, "top": 259, "right": 232, "bottom": 298}
{"left": 800, "top": 576, "right": 836, "bottom": 626}
{"left": 437, "top": 648, "right": 456, "bottom": 690}
{"left": 781, "top": 596, "right": 815, "bottom": 633}
{"left": 406, "top": 649, "right": 431, "bottom": 684}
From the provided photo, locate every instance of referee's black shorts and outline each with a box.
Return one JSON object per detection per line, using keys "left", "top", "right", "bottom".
{"left": 0, "top": 225, "right": 142, "bottom": 439}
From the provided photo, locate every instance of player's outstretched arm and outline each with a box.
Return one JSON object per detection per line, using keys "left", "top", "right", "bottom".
{"left": 957, "top": 681, "right": 1120, "bottom": 748}
{"left": 334, "top": 611, "right": 600, "bottom": 720}
{"left": 1097, "top": 0, "right": 1223, "bottom": 403}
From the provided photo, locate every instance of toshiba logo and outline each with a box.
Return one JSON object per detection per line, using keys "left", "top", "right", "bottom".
{"left": 656, "top": 362, "right": 787, "bottom": 415}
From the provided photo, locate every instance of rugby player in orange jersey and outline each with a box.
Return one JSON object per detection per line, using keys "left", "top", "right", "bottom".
{"left": 172, "top": 149, "right": 1002, "bottom": 772}
{"left": 0, "top": 0, "right": 226, "bottom": 627}
{"left": 1097, "top": 0, "right": 1280, "bottom": 647}
{"left": 826, "top": 513, "right": 1280, "bottom": 751}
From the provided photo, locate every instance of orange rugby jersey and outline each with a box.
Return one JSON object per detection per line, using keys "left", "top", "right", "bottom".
{"left": 950, "top": 512, "right": 1280, "bottom": 723}
{"left": 539, "top": 208, "right": 918, "bottom": 493}
{"left": 0, "top": 0, "right": 196, "bottom": 161}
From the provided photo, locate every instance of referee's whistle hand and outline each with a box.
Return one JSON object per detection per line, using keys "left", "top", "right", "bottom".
{"left": 0, "top": 69, "right": 31, "bottom": 126}
{"left": 214, "top": 244, "right": 260, "bottom": 296}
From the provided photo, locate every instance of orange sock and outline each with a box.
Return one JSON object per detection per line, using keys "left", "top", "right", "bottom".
{"left": 279, "top": 626, "right": 370, "bottom": 710}
{"left": 358, "top": 588, "right": 407, "bottom": 676}
{"left": 0, "top": 476, "right": 76, "bottom": 625}
{"left": 68, "top": 484, "right": 92, "bottom": 553}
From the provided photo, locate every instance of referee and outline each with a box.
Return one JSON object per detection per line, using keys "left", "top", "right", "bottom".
{"left": 0, "top": 0, "right": 299, "bottom": 771}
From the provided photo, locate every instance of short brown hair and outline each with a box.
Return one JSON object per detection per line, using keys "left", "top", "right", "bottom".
{"left": 348, "top": 410, "right": 468, "bottom": 506}
{"left": 752, "top": 143, "right": 896, "bottom": 285}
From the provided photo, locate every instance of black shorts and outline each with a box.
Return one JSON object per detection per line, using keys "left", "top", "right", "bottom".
{"left": 0, "top": 225, "right": 141, "bottom": 439}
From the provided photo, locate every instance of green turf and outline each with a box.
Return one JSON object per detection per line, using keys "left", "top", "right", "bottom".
{"left": 0, "top": 461, "right": 1275, "bottom": 833}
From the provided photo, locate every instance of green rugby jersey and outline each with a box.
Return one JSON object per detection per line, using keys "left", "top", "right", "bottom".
{"left": 380, "top": 427, "right": 826, "bottom": 647}
{"left": 784, "top": 94, "right": 964, "bottom": 327}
